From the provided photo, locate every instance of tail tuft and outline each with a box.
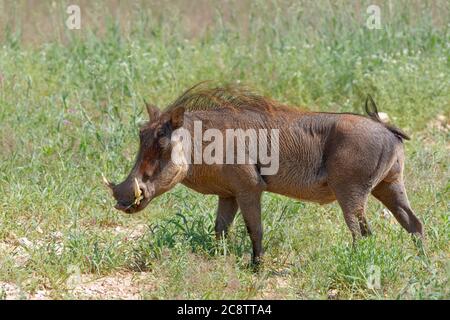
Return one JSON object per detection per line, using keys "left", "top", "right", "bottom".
{"left": 365, "top": 95, "right": 410, "bottom": 141}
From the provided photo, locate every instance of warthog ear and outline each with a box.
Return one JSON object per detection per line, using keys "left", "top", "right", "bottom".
{"left": 170, "top": 106, "right": 185, "bottom": 129}
{"left": 145, "top": 102, "right": 161, "bottom": 120}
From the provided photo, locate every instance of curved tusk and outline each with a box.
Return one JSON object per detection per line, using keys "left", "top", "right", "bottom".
{"left": 101, "top": 173, "right": 113, "bottom": 188}
{"left": 133, "top": 178, "right": 143, "bottom": 205}
{"left": 133, "top": 178, "right": 142, "bottom": 198}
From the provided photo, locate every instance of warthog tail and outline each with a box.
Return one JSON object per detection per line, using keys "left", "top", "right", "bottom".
{"left": 365, "top": 95, "right": 410, "bottom": 141}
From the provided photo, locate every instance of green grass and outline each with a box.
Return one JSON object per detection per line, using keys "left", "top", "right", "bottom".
{"left": 0, "top": 0, "right": 449, "bottom": 299}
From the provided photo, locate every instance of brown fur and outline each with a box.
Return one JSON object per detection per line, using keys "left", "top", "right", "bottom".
{"left": 109, "top": 83, "right": 424, "bottom": 265}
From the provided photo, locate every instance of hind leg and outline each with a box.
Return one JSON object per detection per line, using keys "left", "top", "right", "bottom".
{"left": 372, "top": 180, "right": 424, "bottom": 238}
{"left": 332, "top": 185, "right": 371, "bottom": 242}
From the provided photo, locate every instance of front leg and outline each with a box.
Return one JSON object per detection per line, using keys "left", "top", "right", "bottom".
{"left": 236, "top": 192, "right": 263, "bottom": 266}
{"left": 215, "top": 196, "right": 238, "bottom": 239}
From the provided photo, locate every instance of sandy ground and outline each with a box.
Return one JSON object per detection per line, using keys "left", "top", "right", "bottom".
{"left": 0, "top": 224, "right": 152, "bottom": 300}
{"left": 1, "top": 272, "right": 154, "bottom": 300}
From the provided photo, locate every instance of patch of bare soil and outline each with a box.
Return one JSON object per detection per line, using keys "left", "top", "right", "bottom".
{"left": 256, "top": 268, "right": 292, "bottom": 299}
{"left": 0, "top": 282, "right": 23, "bottom": 299}
{"left": 111, "top": 224, "right": 148, "bottom": 240}
{"left": 428, "top": 114, "right": 449, "bottom": 133}
{"left": 0, "top": 241, "right": 31, "bottom": 267}
{"left": 257, "top": 276, "right": 291, "bottom": 299}
{"left": 1, "top": 230, "right": 65, "bottom": 267}
{"left": 0, "top": 282, "right": 50, "bottom": 300}
{"left": 1, "top": 272, "right": 155, "bottom": 300}
{"left": 69, "top": 272, "right": 154, "bottom": 300}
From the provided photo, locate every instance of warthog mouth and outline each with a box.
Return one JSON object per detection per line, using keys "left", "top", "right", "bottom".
{"left": 114, "top": 196, "right": 151, "bottom": 214}
{"left": 102, "top": 174, "right": 154, "bottom": 214}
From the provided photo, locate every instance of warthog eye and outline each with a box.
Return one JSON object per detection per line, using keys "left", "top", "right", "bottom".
{"left": 159, "top": 136, "right": 170, "bottom": 149}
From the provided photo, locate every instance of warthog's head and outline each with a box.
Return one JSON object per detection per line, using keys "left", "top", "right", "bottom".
{"left": 103, "top": 103, "right": 187, "bottom": 214}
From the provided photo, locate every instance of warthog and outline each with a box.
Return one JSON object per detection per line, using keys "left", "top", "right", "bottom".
{"left": 104, "top": 83, "right": 424, "bottom": 265}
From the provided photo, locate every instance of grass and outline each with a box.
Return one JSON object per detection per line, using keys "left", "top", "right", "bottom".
{"left": 0, "top": 0, "right": 449, "bottom": 299}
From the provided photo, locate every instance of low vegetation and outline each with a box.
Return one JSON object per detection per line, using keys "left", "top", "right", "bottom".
{"left": 0, "top": 0, "right": 448, "bottom": 299}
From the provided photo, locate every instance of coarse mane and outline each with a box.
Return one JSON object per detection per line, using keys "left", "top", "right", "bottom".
{"left": 164, "top": 81, "right": 296, "bottom": 114}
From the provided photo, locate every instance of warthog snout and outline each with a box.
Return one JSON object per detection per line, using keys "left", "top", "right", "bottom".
{"left": 103, "top": 174, "right": 155, "bottom": 214}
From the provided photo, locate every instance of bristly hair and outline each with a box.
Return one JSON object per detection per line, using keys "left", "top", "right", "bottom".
{"left": 164, "top": 81, "right": 295, "bottom": 114}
